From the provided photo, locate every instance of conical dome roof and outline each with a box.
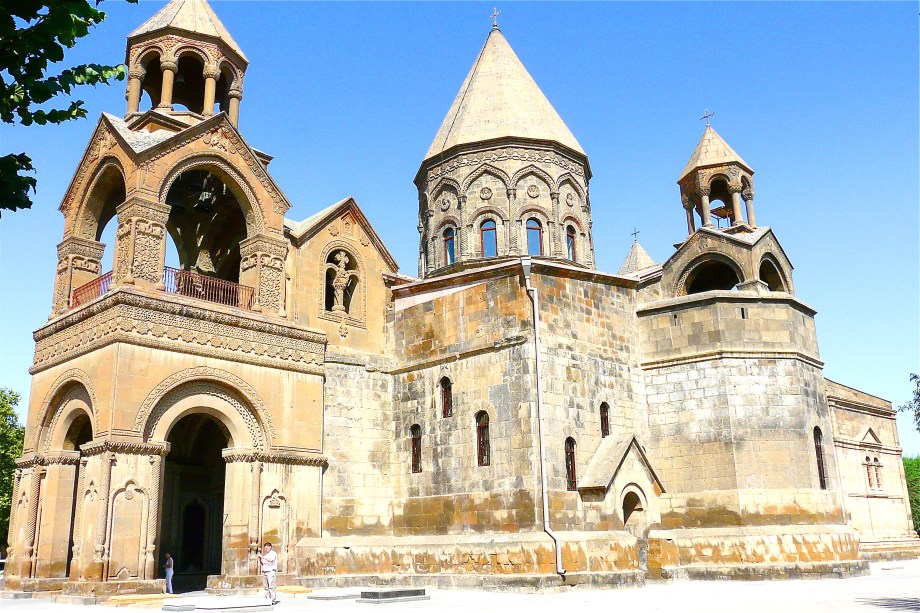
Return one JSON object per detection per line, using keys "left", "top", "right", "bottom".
{"left": 129, "top": 0, "right": 247, "bottom": 63}
{"left": 424, "top": 28, "right": 584, "bottom": 161}
{"left": 618, "top": 241, "right": 655, "bottom": 274}
{"left": 678, "top": 126, "right": 752, "bottom": 181}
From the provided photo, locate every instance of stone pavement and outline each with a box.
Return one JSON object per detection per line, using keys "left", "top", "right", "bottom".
{"left": 4, "top": 560, "right": 919, "bottom": 613}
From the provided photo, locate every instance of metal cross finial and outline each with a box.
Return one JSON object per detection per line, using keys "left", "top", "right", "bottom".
{"left": 491, "top": 7, "right": 501, "bottom": 28}
{"left": 631, "top": 228, "right": 640, "bottom": 241}
{"left": 700, "top": 109, "right": 715, "bottom": 126}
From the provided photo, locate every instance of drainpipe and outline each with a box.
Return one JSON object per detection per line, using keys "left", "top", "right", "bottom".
{"left": 521, "top": 256, "right": 566, "bottom": 577}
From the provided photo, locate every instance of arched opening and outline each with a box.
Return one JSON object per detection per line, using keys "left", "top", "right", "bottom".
{"left": 600, "top": 402, "right": 610, "bottom": 438}
{"left": 565, "top": 225, "right": 577, "bottom": 261}
{"left": 813, "top": 426, "right": 827, "bottom": 490}
{"left": 622, "top": 490, "right": 647, "bottom": 536}
{"left": 139, "top": 53, "right": 162, "bottom": 111}
{"left": 172, "top": 54, "right": 206, "bottom": 114}
{"left": 526, "top": 218, "right": 543, "bottom": 256}
{"left": 214, "top": 65, "right": 233, "bottom": 116}
{"left": 440, "top": 377, "right": 453, "bottom": 418}
{"left": 565, "top": 437, "right": 577, "bottom": 490}
{"left": 410, "top": 424, "right": 422, "bottom": 474}
{"left": 476, "top": 411, "right": 490, "bottom": 467}
{"left": 62, "top": 412, "right": 93, "bottom": 578}
{"left": 443, "top": 227, "right": 456, "bottom": 266}
{"left": 480, "top": 220, "right": 497, "bottom": 257}
{"left": 684, "top": 259, "right": 741, "bottom": 294}
{"left": 164, "top": 169, "right": 247, "bottom": 286}
{"left": 324, "top": 249, "right": 359, "bottom": 314}
{"left": 161, "top": 414, "right": 229, "bottom": 591}
{"left": 77, "top": 164, "right": 126, "bottom": 299}
{"left": 759, "top": 259, "right": 786, "bottom": 292}
{"left": 705, "top": 179, "right": 735, "bottom": 227}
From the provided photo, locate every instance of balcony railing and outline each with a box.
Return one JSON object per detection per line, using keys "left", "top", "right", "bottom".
{"left": 68, "top": 268, "right": 255, "bottom": 311}
{"left": 70, "top": 271, "right": 113, "bottom": 308}
{"left": 162, "top": 266, "right": 254, "bottom": 310}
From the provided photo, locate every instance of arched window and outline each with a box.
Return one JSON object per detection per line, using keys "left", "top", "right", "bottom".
{"left": 814, "top": 427, "right": 827, "bottom": 490}
{"left": 685, "top": 259, "right": 741, "bottom": 294}
{"left": 865, "top": 456, "right": 875, "bottom": 489}
{"left": 476, "top": 411, "right": 490, "bottom": 467}
{"left": 410, "top": 424, "right": 422, "bottom": 473}
{"left": 480, "top": 220, "right": 497, "bottom": 257}
{"left": 565, "top": 437, "right": 577, "bottom": 490}
{"left": 325, "top": 250, "right": 359, "bottom": 313}
{"left": 873, "top": 457, "right": 882, "bottom": 490}
{"left": 443, "top": 227, "right": 456, "bottom": 266}
{"left": 600, "top": 403, "right": 610, "bottom": 438}
{"left": 565, "top": 226, "right": 577, "bottom": 261}
{"left": 759, "top": 259, "right": 785, "bottom": 292}
{"left": 440, "top": 377, "right": 453, "bottom": 418}
{"left": 526, "top": 218, "right": 543, "bottom": 256}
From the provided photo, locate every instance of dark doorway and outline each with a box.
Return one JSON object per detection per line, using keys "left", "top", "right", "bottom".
{"left": 161, "top": 415, "right": 229, "bottom": 592}
{"left": 64, "top": 413, "right": 93, "bottom": 578}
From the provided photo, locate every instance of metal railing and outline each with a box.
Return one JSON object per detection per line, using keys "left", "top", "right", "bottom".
{"left": 162, "top": 266, "right": 254, "bottom": 310}
{"left": 70, "top": 270, "right": 113, "bottom": 308}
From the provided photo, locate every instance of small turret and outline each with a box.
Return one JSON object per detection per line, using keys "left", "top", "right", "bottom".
{"left": 678, "top": 122, "right": 756, "bottom": 234}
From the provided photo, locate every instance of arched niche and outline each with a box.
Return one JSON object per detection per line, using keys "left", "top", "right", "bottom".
{"left": 759, "top": 255, "right": 788, "bottom": 292}
{"left": 680, "top": 255, "right": 744, "bottom": 295}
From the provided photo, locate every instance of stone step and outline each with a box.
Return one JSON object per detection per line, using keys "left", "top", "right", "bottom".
{"left": 356, "top": 588, "right": 430, "bottom": 604}
{"left": 108, "top": 593, "right": 181, "bottom": 608}
{"left": 162, "top": 596, "right": 273, "bottom": 613}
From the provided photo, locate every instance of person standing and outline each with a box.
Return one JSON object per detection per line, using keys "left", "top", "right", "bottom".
{"left": 257, "top": 542, "right": 278, "bottom": 605}
{"left": 163, "top": 552, "right": 174, "bottom": 594}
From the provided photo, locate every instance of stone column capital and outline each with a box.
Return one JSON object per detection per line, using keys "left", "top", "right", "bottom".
{"left": 128, "top": 67, "right": 146, "bottom": 80}
{"left": 116, "top": 197, "right": 171, "bottom": 224}
{"left": 698, "top": 186, "right": 711, "bottom": 197}
{"left": 57, "top": 236, "right": 105, "bottom": 260}
{"left": 203, "top": 65, "right": 222, "bottom": 80}
{"left": 160, "top": 60, "right": 178, "bottom": 73}
{"left": 228, "top": 87, "right": 243, "bottom": 100}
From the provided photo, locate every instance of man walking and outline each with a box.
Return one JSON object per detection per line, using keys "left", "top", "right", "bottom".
{"left": 257, "top": 542, "right": 278, "bottom": 605}
{"left": 163, "top": 552, "right": 174, "bottom": 594}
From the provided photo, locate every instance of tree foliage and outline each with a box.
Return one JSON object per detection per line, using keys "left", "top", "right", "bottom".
{"left": 904, "top": 456, "right": 920, "bottom": 534}
{"left": 0, "top": 0, "right": 136, "bottom": 216}
{"left": 0, "top": 388, "right": 24, "bottom": 553}
{"left": 899, "top": 373, "right": 920, "bottom": 434}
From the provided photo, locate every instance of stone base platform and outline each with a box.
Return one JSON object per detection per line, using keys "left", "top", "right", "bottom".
{"left": 61, "top": 579, "right": 166, "bottom": 600}
{"left": 3, "top": 577, "right": 67, "bottom": 592}
{"left": 163, "top": 596, "right": 273, "bottom": 613}
{"left": 356, "top": 588, "right": 430, "bottom": 604}
{"left": 859, "top": 537, "right": 920, "bottom": 561}
{"left": 206, "top": 574, "right": 297, "bottom": 595}
{"left": 654, "top": 559, "right": 869, "bottom": 581}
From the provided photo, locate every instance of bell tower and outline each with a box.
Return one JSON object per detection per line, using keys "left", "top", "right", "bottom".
{"left": 124, "top": 0, "right": 249, "bottom": 126}
{"left": 678, "top": 123, "right": 757, "bottom": 235}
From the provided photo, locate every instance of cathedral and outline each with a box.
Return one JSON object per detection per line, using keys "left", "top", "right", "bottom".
{"left": 5, "top": 0, "right": 918, "bottom": 598}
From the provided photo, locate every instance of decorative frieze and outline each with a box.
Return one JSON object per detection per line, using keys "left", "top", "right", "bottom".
{"left": 31, "top": 288, "right": 326, "bottom": 375}
{"left": 221, "top": 448, "right": 328, "bottom": 467}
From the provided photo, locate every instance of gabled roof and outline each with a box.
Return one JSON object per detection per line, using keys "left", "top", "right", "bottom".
{"left": 618, "top": 241, "right": 656, "bottom": 275}
{"left": 129, "top": 0, "right": 247, "bottom": 63}
{"left": 424, "top": 27, "right": 584, "bottom": 161}
{"left": 284, "top": 197, "right": 399, "bottom": 273}
{"left": 679, "top": 125, "right": 752, "bottom": 181}
{"left": 578, "top": 434, "right": 664, "bottom": 494}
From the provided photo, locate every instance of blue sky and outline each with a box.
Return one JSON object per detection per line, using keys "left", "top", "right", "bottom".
{"left": 1, "top": 1, "right": 917, "bottom": 454}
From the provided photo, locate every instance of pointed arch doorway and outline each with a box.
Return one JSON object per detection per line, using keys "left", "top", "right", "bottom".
{"left": 160, "top": 414, "right": 229, "bottom": 591}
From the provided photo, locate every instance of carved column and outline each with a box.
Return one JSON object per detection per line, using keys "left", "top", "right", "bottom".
{"left": 144, "top": 452, "right": 165, "bottom": 580}
{"left": 549, "top": 191, "right": 562, "bottom": 257}
{"left": 51, "top": 237, "right": 105, "bottom": 315}
{"left": 158, "top": 60, "right": 177, "bottom": 109}
{"left": 507, "top": 189, "right": 519, "bottom": 255}
{"left": 228, "top": 87, "right": 243, "bottom": 127}
{"left": 202, "top": 65, "right": 221, "bottom": 116}
{"left": 248, "top": 461, "right": 263, "bottom": 575}
{"left": 91, "top": 452, "right": 114, "bottom": 582}
{"left": 6, "top": 468, "right": 23, "bottom": 575}
{"left": 729, "top": 186, "right": 744, "bottom": 226}
{"left": 682, "top": 195, "right": 696, "bottom": 235}
{"left": 698, "top": 186, "right": 713, "bottom": 227}
{"left": 19, "top": 466, "right": 43, "bottom": 579}
{"left": 70, "top": 458, "right": 88, "bottom": 580}
{"left": 240, "top": 235, "right": 288, "bottom": 314}
{"left": 743, "top": 190, "right": 756, "bottom": 227}
{"left": 126, "top": 68, "right": 145, "bottom": 114}
{"left": 112, "top": 197, "right": 170, "bottom": 290}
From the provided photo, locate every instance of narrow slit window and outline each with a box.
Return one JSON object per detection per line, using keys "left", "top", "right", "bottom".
{"left": 565, "top": 437, "right": 577, "bottom": 491}
{"left": 814, "top": 427, "right": 827, "bottom": 490}
{"left": 600, "top": 402, "right": 610, "bottom": 438}
{"left": 565, "top": 225, "right": 577, "bottom": 261}
{"left": 410, "top": 424, "right": 422, "bottom": 473}
{"left": 443, "top": 227, "right": 456, "bottom": 266}
{"left": 526, "top": 218, "right": 543, "bottom": 256}
{"left": 481, "top": 220, "right": 497, "bottom": 257}
{"left": 440, "top": 377, "right": 453, "bottom": 418}
{"left": 476, "top": 411, "right": 490, "bottom": 466}
{"left": 873, "top": 457, "right": 882, "bottom": 490}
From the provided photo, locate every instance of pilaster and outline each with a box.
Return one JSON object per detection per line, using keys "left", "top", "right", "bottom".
{"left": 240, "top": 234, "right": 288, "bottom": 314}
{"left": 52, "top": 237, "right": 105, "bottom": 315}
{"left": 112, "top": 197, "right": 171, "bottom": 290}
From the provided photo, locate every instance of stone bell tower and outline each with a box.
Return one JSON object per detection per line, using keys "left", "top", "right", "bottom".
{"left": 677, "top": 123, "right": 757, "bottom": 235}
{"left": 415, "top": 24, "right": 595, "bottom": 277}
{"left": 125, "top": 0, "right": 248, "bottom": 126}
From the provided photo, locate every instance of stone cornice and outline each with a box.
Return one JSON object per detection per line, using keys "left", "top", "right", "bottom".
{"left": 221, "top": 448, "right": 327, "bottom": 466}
{"left": 833, "top": 438, "right": 902, "bottom": 454}
{"left": 827, "top": 398, "right": 896, "bottom": 419}
{"left": 640, "top": 349, "right": 824, "bottom": 370}
{"left": 81, "top": 440, "right": 172, "bottom": 457}
{"left": 636, "top": 290, "right": 817, "bottom": 317}
{"left": 32, "top": 287, "right": 326, "bottom": 375}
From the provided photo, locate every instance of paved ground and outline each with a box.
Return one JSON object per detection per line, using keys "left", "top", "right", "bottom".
{"left": 4, "top": 560, "right": 919, "bottom": 613}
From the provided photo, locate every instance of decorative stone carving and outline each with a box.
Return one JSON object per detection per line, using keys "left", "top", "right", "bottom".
{"left": 112, "top": 198, "right": 170, "bottom": 288}
{"left": 52, "top": 237, "right": 105, "bottom": 314}
{"left": 526, "top": 185, "right": 540, "bottom": 199}
{"left": 327, "top": 251, "right": 359, "bottom": 313}
{"left": 240, "top": 234, "right": 288, "bottom": 313}
{"left": 479, "top": 187, "right": 493, "bottom": 200}
{"left": 565, "top": 192, "right": 575, "bottom": 207}
{"left": 31, "top": 289, "right": 326, "bottom": 376}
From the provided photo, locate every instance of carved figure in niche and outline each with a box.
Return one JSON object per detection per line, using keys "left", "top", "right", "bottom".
{"left": 325, "top": 250, "right": 359, "bottom": 314}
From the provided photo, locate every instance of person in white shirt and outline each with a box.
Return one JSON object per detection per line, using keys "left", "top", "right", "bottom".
{"left": 257, "top": 542, "right": 278, "bottom": 604}
{"left": 163, "top": 552, "right": 174, "bottom": 594}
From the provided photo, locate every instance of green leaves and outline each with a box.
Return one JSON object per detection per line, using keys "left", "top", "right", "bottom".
{"left": 0, "top": 388, "right": 24, "bottom": 550}
{"left": 0, "top": 0, "right": 138, "bottom": 216}
{"left": 899, "top": 373, "right": 920, "bottom": 434}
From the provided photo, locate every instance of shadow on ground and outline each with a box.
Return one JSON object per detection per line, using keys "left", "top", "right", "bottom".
{"left": 857, "top": 598, "right": 920, "bottom": 611}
